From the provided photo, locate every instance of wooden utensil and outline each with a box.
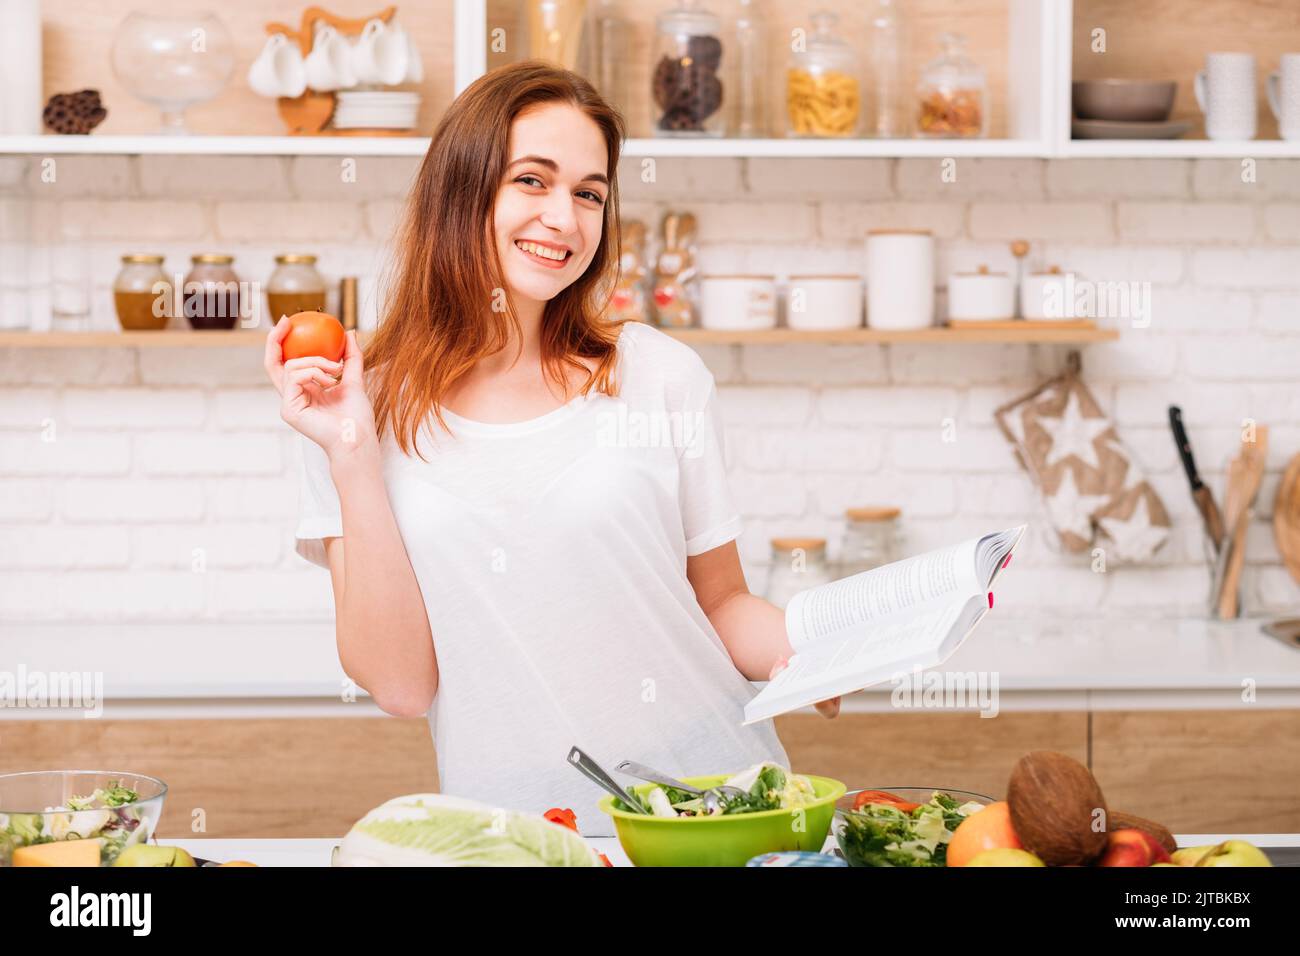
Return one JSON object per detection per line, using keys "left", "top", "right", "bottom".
{"left": 1216, "top": 426, "right": 1269, "bottom": 618}
{"left": 1275, "top": 453, "right": 1300, "bottom": 587}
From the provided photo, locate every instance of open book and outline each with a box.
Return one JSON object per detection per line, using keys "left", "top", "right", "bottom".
{"left": 743, "top": 525, "right": 1027, "bottom": 725}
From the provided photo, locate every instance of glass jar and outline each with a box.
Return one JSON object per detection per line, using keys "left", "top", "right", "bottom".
{"left": 266, "top": 254, "right": 327, "bottom": 324}
{"left": 733, "top": 0, "right": 767, "bottom": 137}
{"left": 786, "top": 10, "right": 861, "bottom": 138}
{"left": 916, "top": 32, "right": 986, "bottom": 138}
{"left": 112, "top": 254, "right": 172, "bottom": 331}
{"left": 838, "top": 507, "right": 900, "bottom": 578}
{"left": 651, "top": 0, "right": 725, "bottom": 137}
{"left": 764, "top": 537, "right": 833, "bottom": 610}
{"left": 183, "top": 254, "right": 241, "bottom": 330}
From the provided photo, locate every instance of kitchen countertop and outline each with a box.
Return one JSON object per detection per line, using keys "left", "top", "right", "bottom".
{"left": 158, "top": 834, "right": 1300, "bottom": 867}
{"left": 3, "top": 617, "right": 1299, "bottom": 718}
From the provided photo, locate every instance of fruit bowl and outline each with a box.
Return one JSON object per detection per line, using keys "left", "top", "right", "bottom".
{"left": 0, "top": 770, "right": 167, "bottom": 867}
{"left": 833, "top": 787, "right": 994, "bottom": 867}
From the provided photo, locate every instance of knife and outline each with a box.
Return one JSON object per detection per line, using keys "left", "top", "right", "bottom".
{"left": 1169, "top": 406, "right": 1225, "bottom": 552}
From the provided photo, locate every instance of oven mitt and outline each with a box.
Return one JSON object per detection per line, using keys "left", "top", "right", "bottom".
{"left": 995, "top": 359, "right": 1170, "bottom": 563}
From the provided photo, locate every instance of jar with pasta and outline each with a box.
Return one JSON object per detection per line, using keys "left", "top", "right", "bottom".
{"left": 916, "top": 31, "right": 986, "bottom": 138}
{"left": 786, "top": 10, "right": 861, "bottom": 138}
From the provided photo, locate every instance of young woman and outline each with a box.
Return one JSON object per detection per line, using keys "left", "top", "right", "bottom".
{"left": 264, "top": 61, "right": 838, "bottom": 835}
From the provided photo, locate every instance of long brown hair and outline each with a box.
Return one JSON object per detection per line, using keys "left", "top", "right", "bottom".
{"left": 364, "top": 60, "right": 629, "bottom": 459}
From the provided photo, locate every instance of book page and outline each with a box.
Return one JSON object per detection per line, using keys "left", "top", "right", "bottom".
{"left": 744, "top": 598, "right": 969, "bottom": 725}
{"left": 784, "top": 537, "right": 980, "bottom": 649}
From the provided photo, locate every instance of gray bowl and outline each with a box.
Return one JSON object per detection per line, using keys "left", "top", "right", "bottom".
{"left": 1073, "top": 79, "right": 1177, "bottom": 122}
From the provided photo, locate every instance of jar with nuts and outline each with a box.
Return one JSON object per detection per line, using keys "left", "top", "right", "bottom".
{"left": 786, "top": 10, "right": 862, "bottom": 138}
{"left": 651, "top": 0, "right": 726, "bottom": 137}
{"left": 916, "top": 32, "right": 987, "bottom": 138}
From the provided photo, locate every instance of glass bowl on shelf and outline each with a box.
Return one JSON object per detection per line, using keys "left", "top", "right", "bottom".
{"left": 110, "top": 10, "right": 235, "bottom": 135}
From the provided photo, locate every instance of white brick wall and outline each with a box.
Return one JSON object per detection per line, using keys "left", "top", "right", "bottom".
{"left": 1, "top": 155, "right": 1299, "bottom": 623}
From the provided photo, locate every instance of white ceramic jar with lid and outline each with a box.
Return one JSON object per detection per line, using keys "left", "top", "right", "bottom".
{"left": 699, "top": 274, "right": 777, "bottom": 330}
{"left": 948, "top": 264, "right": 1015, "bottom": 321}
{"left": 1021, "top": 266, "right": 1074, "bottom": 320}
{"left": 787, "top": 274, "right": 862, "bottom": 330}
{"left": 865, "top": 229, "right": 935, "bottom": 330}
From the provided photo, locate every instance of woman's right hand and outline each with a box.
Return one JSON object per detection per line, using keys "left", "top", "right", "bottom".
{"left": 264, "top": 316, "right": 379, "bottom": 459}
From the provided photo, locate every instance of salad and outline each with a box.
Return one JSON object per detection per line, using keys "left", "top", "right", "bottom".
{"left": 614, "top": 763, "right": 818, "bottom": 818}
{"left": 1, "top": 781, "right": 150, "bottom": 865}
{"left": 837, "top": 790, "right": 985, "bottom": 867}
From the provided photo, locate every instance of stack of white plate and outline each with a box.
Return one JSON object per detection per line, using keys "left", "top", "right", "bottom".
{"left": 333, "top": 91, "right": 421, "bottom": 130}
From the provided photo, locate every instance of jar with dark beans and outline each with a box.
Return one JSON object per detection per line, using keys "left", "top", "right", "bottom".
{"left": 652, "top": 1, "right": 726, "bottom": 136}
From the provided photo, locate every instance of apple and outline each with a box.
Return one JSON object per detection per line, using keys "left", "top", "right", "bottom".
{"left": 112, "top": 844, "right": 197, "bottom": 868}
{"left": 1099, "top": 828, "right": 1172, "bottom": 867}
{"left": 1195, "top": 840, "right": 1272, "bottom": 867}
{"left": 1171, "top": 844, "right": 1215, "bottom": 866}
{"left": 966, "top": 848, "right": 1045, "bottom": 867}
{"left": 946, "top": 801, "right": 1023, "bottom": 867}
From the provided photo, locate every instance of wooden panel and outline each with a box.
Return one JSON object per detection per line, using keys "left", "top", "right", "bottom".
{"left": 775, "top": 710, "right": 1089, "bottom": 801}
{"left": 1073, "top": 0, "right": 1300, "bottom": 140}
{"left": 1091, "top": 710, "right": 1300, "bottom": 834}
{"left": 488, "top": 0, "right": 1012, "bottom": 138}
{"left": 40, "top": 0, "right": 455, "bottom": 137}
{"left": 0, "top": 717, "right": 438, "bottom": 838}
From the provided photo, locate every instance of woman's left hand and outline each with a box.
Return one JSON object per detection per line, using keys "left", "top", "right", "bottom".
{"left": 768, "top": 657, "right": 840, "bottom": 719}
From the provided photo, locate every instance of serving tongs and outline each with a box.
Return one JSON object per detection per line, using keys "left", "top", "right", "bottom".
{"left": 566, "top": 746, "right": 648, "bottom": 814}
{"left": 614, "top": 760, "right": 747, "bottom": 814}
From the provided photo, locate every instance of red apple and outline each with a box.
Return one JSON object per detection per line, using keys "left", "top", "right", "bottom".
{"left": 1099, "top": 828, "right": 1171, "bottom": 867}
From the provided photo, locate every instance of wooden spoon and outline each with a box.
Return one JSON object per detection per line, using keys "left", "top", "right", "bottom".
{"left": 1274, "top": 453, "right": 1300, "bottom": 587}
{"left": 1217, "top": 427, "right": 1270, "bottom": 618}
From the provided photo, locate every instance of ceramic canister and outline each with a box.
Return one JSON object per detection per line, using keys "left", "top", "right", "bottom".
{"left": 786, "top": 275, "right": 862, "bottom": 330}
{"left": 699, "top": 275, "right": 778, "bottom": 330}
{"left": 1020, "top": 266, "right": 1074, "bottom": 320}
{"left": 865, "top": 230, "right": 935, "bottom": 330}
{"left": 948, "top": 264, "right": 1015, "bottom": 320}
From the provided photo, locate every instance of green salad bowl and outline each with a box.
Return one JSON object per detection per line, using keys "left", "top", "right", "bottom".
{"left": 597, "top": 774, "right": 847, "bottom": 867}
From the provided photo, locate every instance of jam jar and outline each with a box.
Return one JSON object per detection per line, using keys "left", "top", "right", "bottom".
{"left": 183, "top": 254, "right": 243, "bottom": 330}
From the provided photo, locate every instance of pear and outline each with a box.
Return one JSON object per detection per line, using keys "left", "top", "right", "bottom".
{"left": 112, "top": 844, "right": 197, "bottom": 867}
{"left": 966, "top": 848, "right": 1046, "bottom": 867}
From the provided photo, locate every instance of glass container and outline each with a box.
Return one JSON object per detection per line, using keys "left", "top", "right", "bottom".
{"left": 113, "top": 254, "right": 172, "bottom": 331}
{"left": 916, "top": 31, "right": 986, "bottom": 138}
{"left": 786, "top": 10, "right": 861, "bottom": 138}
{"left": 838, "top": 507, "right": 900, "bottom": 577}
{"left": 651, "top": 0, "right": 726, "bottom": 137}
{"left": 110, "top": 11, "right": 235, "bottom": 135}
{"left": 765, "top": 537, "right": 833, "bottom": 609}
{"left": 183, "top": 253, "right": 242, "bottom": 330}
{"left": 266, "top": 253, "right": 327, "bottom": 324}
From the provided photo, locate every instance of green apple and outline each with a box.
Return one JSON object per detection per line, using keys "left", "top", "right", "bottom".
{"left": 1171, "top": 845, "right": 1215, "bottom": 866}
{"left": 112, "top": 844, "right": 197, "bottom": 867}
{"left": 966, "top": 848, "right": 1046, "bottom": 867}
{"left": 1195, "top": 840, "right": 1272, "bottom": 867}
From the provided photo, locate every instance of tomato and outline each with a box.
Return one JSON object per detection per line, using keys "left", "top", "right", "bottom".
{"left": 852, "top": 790, "right": 921, "bottom": 813}
{"left": 543, "top": 807, "right": 579, "bottom": 831}
{"left": 281, "top": 310, "right": 346, "bottom": 363}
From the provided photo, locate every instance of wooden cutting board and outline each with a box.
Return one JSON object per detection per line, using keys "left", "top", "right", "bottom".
{"left": 1275, "top": 453, "right": 1300, "bottom": 587}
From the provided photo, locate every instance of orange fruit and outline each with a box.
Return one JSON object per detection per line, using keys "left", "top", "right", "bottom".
{"left": 947, "top": 801, "right": 1023, "bottom": 867}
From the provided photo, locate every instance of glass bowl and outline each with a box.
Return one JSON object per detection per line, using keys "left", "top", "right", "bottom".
{"left": 833, "top": 787, "right": 995, "bottom": 867}
{"left": 0, "top": 770, "right": 168, "bottom": 867}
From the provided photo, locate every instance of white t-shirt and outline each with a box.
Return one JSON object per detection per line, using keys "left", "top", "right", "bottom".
{"left": 294, "top": 320, "right": 789, "bottom": 836}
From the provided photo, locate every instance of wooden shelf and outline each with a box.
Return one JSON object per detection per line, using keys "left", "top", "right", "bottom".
{"left": 0, "top": 325, "right": 1119, "bottom": 348}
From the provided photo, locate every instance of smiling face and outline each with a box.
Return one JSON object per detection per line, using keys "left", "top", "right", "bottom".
{"left": 492, "top": 102, "right": 611, "bottom": 313}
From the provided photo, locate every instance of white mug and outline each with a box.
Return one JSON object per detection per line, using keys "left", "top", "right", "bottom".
{"left": 1195, "top": 52, "right": 1257, "bottom": 141}
{"left": 304, "top": 24, "right": 356, "bottom": 92}
{"left": 352, "top": 18, "right": 409, "bottom": 86}
{"left": 404, "top": 28, "right": 424, "bottom": 84}
{"left": 247, "top": 33, "right": 307, "bottom": 99}
{"left": 1267, "top": 53, "right": 1300, "bottom": 141}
